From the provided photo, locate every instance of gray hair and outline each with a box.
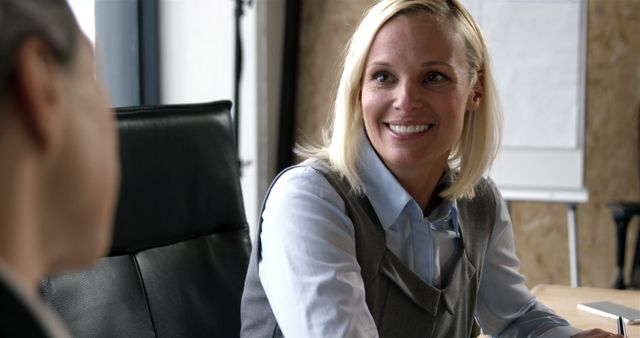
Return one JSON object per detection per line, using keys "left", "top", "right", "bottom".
{"left": 0, "top": 0, "right": 79, "bottom": 95}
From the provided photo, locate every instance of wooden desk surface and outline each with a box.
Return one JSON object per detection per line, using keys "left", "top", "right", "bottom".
{"left": 531, "top": 284, "right": 640, "bottom": 337}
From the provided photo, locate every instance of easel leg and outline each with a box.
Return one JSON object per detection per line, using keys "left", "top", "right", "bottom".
{"left": 567, "top": 203, "right": 580, "bottom": 287}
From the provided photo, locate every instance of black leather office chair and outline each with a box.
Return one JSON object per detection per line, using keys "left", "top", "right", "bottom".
{"left": 40, "top": 101, "right": 251, "bottom": 337}
{"left": 610, "top": 107, "right": 640, "bottom": 289}
{"left": 610, "top": 202, "right": 640, "bottom": 289}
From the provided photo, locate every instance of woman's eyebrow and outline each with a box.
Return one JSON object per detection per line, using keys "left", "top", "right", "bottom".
{"left": 365, "top": 60, "right": 455, "bottom": 69}
{"left": 421, "top": 60, "right": 455, "bottom": 69}
{"left": 366, "top": 61, "right": 391, "bottom": 68}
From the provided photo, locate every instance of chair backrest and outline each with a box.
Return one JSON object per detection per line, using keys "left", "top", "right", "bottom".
{"left": 41, "top": 101, "right": 251, "bottom": 338}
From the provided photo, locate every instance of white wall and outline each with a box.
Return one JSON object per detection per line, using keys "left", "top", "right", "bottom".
{"left": 159, "top": 0, "right": 235, "bottom": 104}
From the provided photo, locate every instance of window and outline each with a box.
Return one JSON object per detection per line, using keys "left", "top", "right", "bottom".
{"left": 67, "top": 0, "right": 285, "bottom": 238}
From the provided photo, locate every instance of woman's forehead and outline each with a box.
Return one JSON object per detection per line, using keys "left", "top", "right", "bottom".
{"left": 367, "top": 12, "right": 465, "bottom": 65}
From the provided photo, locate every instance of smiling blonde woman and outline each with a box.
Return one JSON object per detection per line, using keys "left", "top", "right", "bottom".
{"left": 241, "top": 1, "right": 620, "bottom": 337}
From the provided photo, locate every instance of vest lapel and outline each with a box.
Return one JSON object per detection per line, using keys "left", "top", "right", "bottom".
{"left": 439, "top": 248, "right": 476, "bottom": 315}
{"left": 378, "top": 249, "right": 442, "bottom": 315}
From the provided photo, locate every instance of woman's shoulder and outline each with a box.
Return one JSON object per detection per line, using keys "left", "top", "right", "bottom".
{"left": 469, "top": 175, "right": 502, "bottom": 203}
{"left": 273, "top": 159, "right": 333, "bottom": 190}
{"left": 266, "top": 160, "right": 346, "bottom": 211}
{"left": 260, "top": 160, "right": 355, "bottom": 241}
{"left": 456, "top": 176, "right": 502, "bottom": 228}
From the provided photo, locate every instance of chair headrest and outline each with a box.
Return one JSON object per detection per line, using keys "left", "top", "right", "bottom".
{"left": 109, "top": 101, "right": 247, "bottom": 256}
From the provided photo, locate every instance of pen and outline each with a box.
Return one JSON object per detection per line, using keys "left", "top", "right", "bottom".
{"left": 617, "top": 316, "right": 626, "bottom": 337}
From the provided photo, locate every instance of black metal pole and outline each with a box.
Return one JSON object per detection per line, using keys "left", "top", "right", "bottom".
{"left": 138, "top": 0, "right": 160, "bottom": 105}
{"left": 233, "top": 0, "right": 247, "bottom": 153}
{"left": 277, "top": 0, "right": 301, "bottom": 172}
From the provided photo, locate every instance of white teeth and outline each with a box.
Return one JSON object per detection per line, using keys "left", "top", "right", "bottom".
{"left": 389, "top": 124, "right": 430, "bottom": 135}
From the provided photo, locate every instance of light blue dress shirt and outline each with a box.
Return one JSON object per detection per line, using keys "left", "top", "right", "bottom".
{"left": 258, "top": 138, "right": 580, "bottom": 338}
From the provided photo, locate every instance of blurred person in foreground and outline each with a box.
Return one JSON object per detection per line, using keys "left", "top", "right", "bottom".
{"left": 242, "top": 0, "right": 621, "bottom": 337}
{"left": 0, "top": 0, "right": 119, "bottom": 337}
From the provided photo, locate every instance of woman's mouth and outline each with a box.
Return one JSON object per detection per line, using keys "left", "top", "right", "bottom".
{"left": 388, "top": 123, "right": 431, "bottom": 135}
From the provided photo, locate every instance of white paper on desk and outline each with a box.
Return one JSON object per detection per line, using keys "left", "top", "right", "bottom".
{"left": 459, "top": 0, "right": 582, "bottom": 150}
{"left": 577, "top": 301, "right": 640, "bottom": 325}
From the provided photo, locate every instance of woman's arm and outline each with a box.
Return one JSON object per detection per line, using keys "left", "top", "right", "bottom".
{"left": 474, "top": 184, "right": 581, "bottom": 337}
{"left": 258, "top": 166, "right": 378, "bottom": 338}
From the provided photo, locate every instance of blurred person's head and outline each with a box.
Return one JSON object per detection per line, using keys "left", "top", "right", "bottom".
{"left": 0, "top": 0, "right": 119, "bottom": 289}
{"left": 302, "top": 0, "right": 501, "bottom": 199}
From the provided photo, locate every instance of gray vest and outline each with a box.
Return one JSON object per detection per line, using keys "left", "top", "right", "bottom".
{"left": 241, "top": 161, "right": 497, "bottom": 338}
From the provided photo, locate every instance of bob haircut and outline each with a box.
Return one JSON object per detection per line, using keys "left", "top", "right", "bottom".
{"left": 298, "top": 0, "right": 502, "bottom": 200}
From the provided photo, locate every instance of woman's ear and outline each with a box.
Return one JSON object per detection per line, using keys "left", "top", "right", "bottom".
{"left": 466, "top": 70, "right": 484, "bottom": 112}
{"left": 13, "top": 36, "right": 66, "bottom": 150}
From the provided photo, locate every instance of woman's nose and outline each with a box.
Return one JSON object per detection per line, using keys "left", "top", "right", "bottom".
{"left": 393, "top": 81, "right": 423, "bottom": 112}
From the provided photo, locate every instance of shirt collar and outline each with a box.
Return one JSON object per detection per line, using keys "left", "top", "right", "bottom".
{"left": 358, "top": 133, "right": 412, "bottom": 230}
{"left": 357, "top": 133, "right": 458, "bottom": 232}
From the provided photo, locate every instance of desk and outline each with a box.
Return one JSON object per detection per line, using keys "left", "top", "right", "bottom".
{"left": 532, "top": 284, "right": 640, "bottom": 337}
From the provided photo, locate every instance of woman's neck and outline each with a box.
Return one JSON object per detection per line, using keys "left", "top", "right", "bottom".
{"left": 390, "top": 159, "right": 448, "bottom": 216}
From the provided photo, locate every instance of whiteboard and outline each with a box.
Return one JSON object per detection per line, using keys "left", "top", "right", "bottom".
{"left": 460, "top": 0, "right": 588, "bottom": 202}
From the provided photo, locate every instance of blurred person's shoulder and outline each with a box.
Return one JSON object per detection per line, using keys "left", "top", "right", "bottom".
{"left": 0, "top": 262, "right": 71, "bottom": 338}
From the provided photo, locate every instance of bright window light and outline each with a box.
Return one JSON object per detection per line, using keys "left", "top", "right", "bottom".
{"left": 67, "top": 0, "right": 96, "bottom": 45}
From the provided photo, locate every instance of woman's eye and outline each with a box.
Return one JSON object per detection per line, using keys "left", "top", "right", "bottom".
{"left": 425, "top": 72, "right": 446, "bottom": 83}
{"left": 373, "top": 72, "right": 391, "bottom": 83}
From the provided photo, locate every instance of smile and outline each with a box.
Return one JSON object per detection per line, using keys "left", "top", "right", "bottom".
{"left": 388, "top": 124, "right": 431, "bottom": 135}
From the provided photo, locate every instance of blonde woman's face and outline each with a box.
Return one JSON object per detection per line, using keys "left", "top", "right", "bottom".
{"left": 361, "top": 12, "right": 481, "bottom": 180}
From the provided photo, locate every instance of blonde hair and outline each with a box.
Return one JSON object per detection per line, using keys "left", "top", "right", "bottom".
{"left": 297, "top": 0, "right": 502, "bottom": 200}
